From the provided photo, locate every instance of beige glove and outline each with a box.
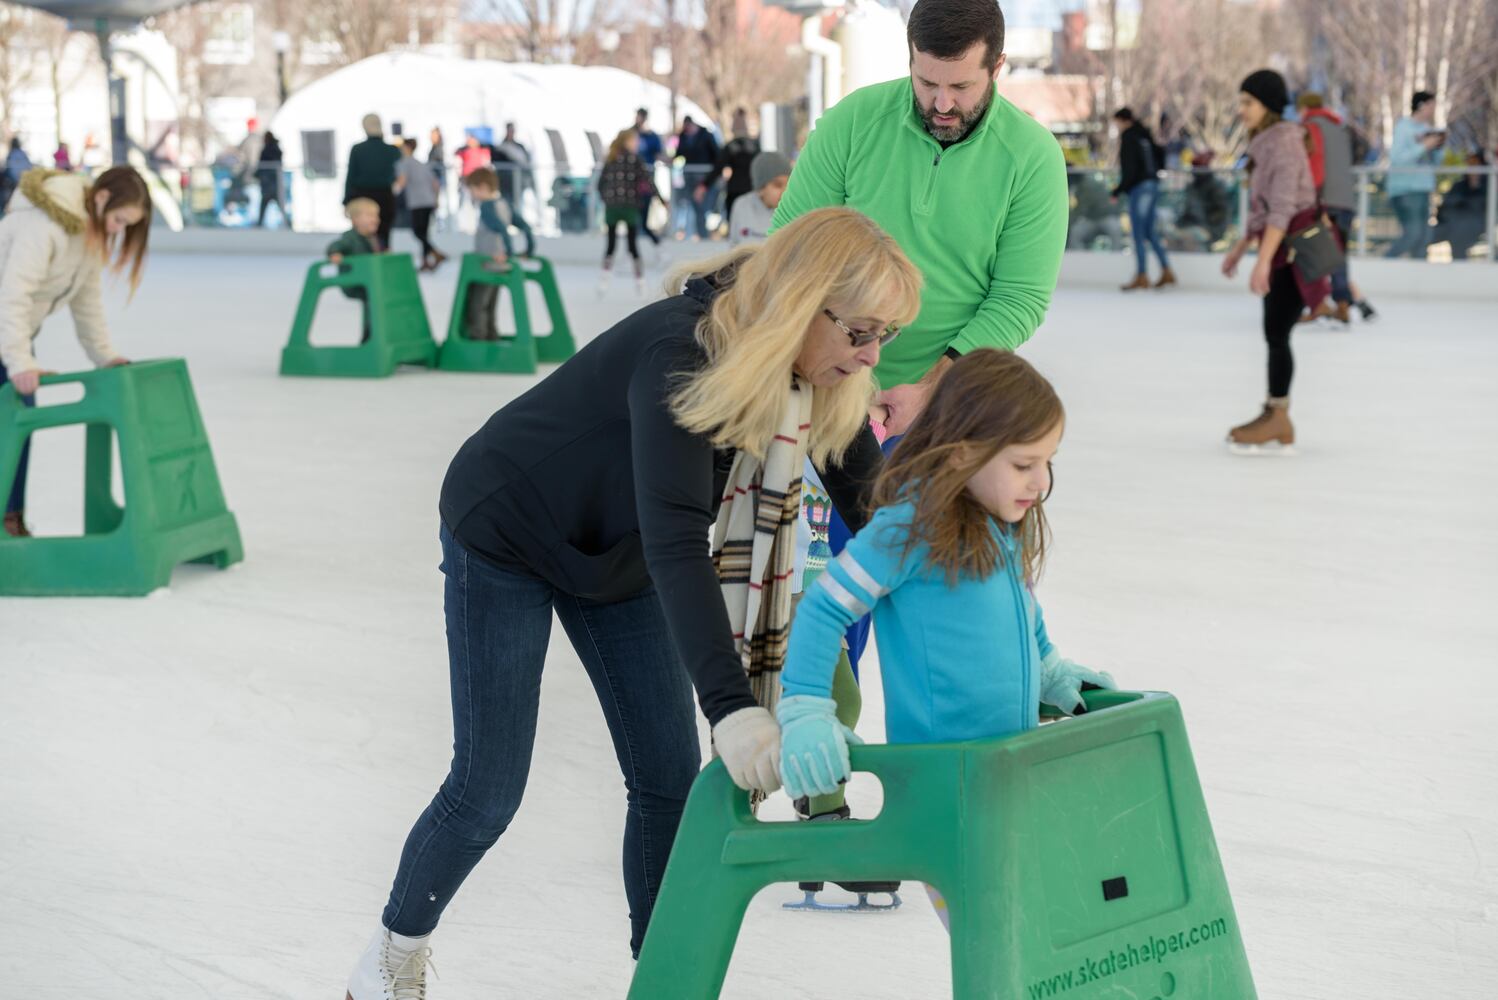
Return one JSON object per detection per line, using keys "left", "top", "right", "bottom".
{"left": 711, "top": 706, "right": 782, "bottom": 793}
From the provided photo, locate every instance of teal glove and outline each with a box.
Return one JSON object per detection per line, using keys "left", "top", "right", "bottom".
{"left": 1039, "top": 651, "right": 1116, "bottom": 715}
{"left": 777, "top": 695, "right": 863, "bottom": 801}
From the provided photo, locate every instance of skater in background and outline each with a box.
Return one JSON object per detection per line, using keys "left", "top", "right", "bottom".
{"left": 0, "top": 166, "right": 151, "bottom": 537}
{"left": 393, "top": 138, "right": 445, "bottom": 272}
{"left": 489, "top": 123, "right": 536, "bottom": 257}
{"left": 634, "top": 107, "right": 665, "bottom": 249}
{"left": 704, "top": 107, "right": 760, "bottom": 229}
{"left": 343, "top": 114, "right": 400, "bottom": 250}
{"left": 344, "top": 207, "right": 921, "bottom": 998}
{"left": 254, "top": 131, "right": 286, "bottom": 227}
{"left": 595, "top": 128, "right": 659, "bottom": 297}
{"left": 1296, "top": 93, "right": 1377, "bottom": 325}
{"left": 1385, "top": 90, "right": 1444, "bottom": 260}
{"left": 460, "top": 166, "right": 513, "bottom": 340}
{"left": 1219, "top": 69, "right": 1328, "bottom": 454}
{"left": 1112, "top": 107, "right": 1176, "bottom": 290}
{"left": 727, "top": 151, "right": 790, "bottom": 247}
{"left": 778, "top": 349, "right": 1117, "bottom": 929}
{"left": 325, "top": 197, "right": 384, "bottom": 344}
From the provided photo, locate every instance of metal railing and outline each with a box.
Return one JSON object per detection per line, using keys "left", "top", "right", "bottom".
{"left": 171, "top": 159, "right": 733, "bottom": 240}
{"left": 1068, "top": 165, "right": 1496, "bottom": 262}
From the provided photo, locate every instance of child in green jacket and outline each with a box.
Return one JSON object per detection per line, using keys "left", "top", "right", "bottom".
{"left": 326, "top": 198, "right": 383, "bottom": 342}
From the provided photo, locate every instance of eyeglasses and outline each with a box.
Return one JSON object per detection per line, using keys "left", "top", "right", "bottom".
{"left": 823, "top": 308, "right": 900, "bottom": 348}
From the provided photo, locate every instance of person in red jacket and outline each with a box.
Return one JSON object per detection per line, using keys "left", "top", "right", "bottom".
{"left": 1297, "top": 93, "right": 1377, "bottom": 326}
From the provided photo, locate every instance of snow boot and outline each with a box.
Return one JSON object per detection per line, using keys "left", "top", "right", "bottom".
{"left": 1120, "top": 273, "right": 1151, "bottom": 292}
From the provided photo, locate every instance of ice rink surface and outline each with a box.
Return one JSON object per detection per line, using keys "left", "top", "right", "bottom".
{"left": 2, "top": 251, "right": 1496, "bottom": 998}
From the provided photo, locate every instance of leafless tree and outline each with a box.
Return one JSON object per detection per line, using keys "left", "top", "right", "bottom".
{"left": 0, "top": 3, "right": 39, "bottom": 139}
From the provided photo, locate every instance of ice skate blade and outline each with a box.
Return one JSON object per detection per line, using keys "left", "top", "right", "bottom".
{"left": 1226, "top": 440, "right": 1297, "bottom": 457}
{"left": 783, "top": 890, "right": 903, "bottom": 913}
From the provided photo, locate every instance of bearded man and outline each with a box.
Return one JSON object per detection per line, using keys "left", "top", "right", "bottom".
{"left": 772, "top": 0, "right": 1068, "bottom": 435}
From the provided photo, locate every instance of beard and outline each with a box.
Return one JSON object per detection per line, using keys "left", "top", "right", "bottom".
{"left": 914, "top": 86, "right": 994, "bottom": 144}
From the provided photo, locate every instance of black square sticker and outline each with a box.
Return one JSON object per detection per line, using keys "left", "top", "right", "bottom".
{"left": 1102, "top": 876, "right": 1129, "bottom": 901}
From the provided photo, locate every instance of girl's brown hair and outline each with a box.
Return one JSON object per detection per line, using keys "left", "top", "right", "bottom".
{"left": 607, "top": 128, "right": 638, "bottom": 162}
{"left": 872, "top": 349, "right": 1063, "bottom": 585}
{"left": 84, "top": 166, "right": 151, "bottom": 295}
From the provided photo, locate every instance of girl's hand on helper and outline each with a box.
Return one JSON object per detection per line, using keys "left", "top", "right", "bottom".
{"left": 777, "top": 695, "right": 863, "bottom": 800}
{"left": 1039, "top": 651, "right": 1117, "bottom": 716}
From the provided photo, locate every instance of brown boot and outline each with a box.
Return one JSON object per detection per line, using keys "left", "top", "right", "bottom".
{"left": 1153, "top": 267, "right": 1177, "bottom": 288}
{"left": 1120, "top": 273, "right": 1151, "bottom": 292}
{"left": 1332, "top": 301, "right": 1351, "bottom": 324}
{"left": 1227, "top": 399, "right": 1295, "bottom": 454}
{"left": 3, "top": 510, "right": 30, "bottom": 537}
{"left": 1298, "top": 301, "right": 1335, "bottom": 325}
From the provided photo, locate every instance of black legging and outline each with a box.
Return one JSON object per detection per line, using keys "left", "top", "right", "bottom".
{"left": 1263, "top": 263, "right": 1305, "bottom": 398}
{"left": 605, "top": 219, "right": 640, "bottom": 261}
{"left": 410, "top": 207, "right": 437, "bottom": 260}
{"left": 348, "top": 187, "right": 397, "bottom": 250}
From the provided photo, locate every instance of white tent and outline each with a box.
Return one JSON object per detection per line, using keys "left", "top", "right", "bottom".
{"left": 267, "top": 52, "right": 715, "bottom": 232}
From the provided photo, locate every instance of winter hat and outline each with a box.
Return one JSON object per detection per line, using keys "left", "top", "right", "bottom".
{"left": 750, "top": 151, "right": 792, "bottom": 191}
{"left": 1239, "top": 70, "right": 1288, "bottom": 114}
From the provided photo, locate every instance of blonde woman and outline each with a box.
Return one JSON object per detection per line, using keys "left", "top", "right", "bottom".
{"left": 346, "top": 207, "right": 922, "bottom": 998}
{"left": 0, "top": 165, "right": 151, "bottom": 537}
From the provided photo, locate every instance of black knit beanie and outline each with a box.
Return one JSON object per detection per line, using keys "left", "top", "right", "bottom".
{"left": 1240, "top": 69, "right": 1288, "bottom": 114}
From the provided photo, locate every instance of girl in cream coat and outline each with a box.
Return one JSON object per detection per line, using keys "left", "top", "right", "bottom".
{"left": 0, "top": 166, "right": 151, "bottom": 536}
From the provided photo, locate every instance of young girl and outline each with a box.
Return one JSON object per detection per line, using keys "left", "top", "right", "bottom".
{"left": 0, "top": 165, "right": 151, "bottom": 537}
{"left": 776, "top": 349, "right": 1117, "bottom": 927}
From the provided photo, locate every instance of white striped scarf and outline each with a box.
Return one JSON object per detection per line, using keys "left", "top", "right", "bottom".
{"left": 711, "top": 375, "right": 813, "bottom": 717}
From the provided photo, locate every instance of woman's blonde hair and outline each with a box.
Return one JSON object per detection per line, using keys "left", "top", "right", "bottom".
{"left": 873, "top": 350, "right": 1063, "bottom": 585}
{"left": 607, "top": 128, "right": 637, "bottom": 162}
{"left": 665, "top": 207, "right": 923, "bottom": 467}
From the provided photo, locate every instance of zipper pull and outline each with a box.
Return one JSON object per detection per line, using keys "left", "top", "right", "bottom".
{"left": 933, "top": 154, "right": 941, "bottom": 167}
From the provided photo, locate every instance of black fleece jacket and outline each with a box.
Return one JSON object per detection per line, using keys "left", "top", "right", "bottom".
{"left": 439, "top": 276, "right": 882, "bottom": 725}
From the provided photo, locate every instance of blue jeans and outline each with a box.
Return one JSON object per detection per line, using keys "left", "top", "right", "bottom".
{"left": 382, "top": 524, "right": 702, "bottom": 957}
{"left": 1386, "top": 192, "right": 1431, "bottom": 259}
{"left": 1127, "top": 180, "right": 1170, "bottom": 275}
{"left": 0, "top": 358, "right": 34, "bottom": 514}
{"left": 1327, "top": 207, "right": 1354, "bottom": 304}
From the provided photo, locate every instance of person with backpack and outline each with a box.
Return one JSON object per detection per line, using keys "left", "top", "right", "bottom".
{"left": 1112, "top": 107, "right": 1175, "bottom": 290}
{"left": 1296, "top": 93, "right": 1376, "bottom": 325}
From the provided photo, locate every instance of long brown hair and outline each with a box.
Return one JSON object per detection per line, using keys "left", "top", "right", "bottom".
{"left": 872, "top": 350, "right": 1063, "bottom": 585}
{"left": 84, "top": 166, "right": 151, "bottom": 295}
{"left": 607, "top": 128, "right": 638, "bottom": 162}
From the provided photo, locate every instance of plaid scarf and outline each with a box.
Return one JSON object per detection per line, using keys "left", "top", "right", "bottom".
{"left": 712, "top": 376, "right": 813, "bottom": 717}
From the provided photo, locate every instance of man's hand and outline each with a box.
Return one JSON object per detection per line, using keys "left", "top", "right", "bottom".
{"left": 875, "top": 355, "right": 953, "bottom": 437}
{"left": 104, "top": 357, "right": 130, "bottom": 368}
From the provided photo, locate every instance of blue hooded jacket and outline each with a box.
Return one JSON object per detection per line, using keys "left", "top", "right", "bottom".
{"left": 781, "top": 500, "right": 1050, "bottom": 744}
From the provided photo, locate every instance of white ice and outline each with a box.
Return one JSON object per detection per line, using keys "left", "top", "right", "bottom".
{"left": 2, "top": 250, "right": 1496, "bottom": 998}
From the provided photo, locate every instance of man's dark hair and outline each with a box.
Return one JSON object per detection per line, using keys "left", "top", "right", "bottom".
{"left": 1112, "top": 107, "right": 1135, "bottom": 123}
{"left": 636, "top": 107, "right": 648, "bottom": 119}
{"left": 907, "top": 0, "right": 1005, "bottom": 70}
{"left": 1411, "top": 90, "right": 1435, "bottom": 113}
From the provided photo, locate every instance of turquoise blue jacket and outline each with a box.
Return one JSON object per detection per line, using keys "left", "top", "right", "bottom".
{"left": 781, "top": 500, "right": 1050, "bottom": 744}
{"left": 1387, "top": 117, "right": 1438, "bottom": 196}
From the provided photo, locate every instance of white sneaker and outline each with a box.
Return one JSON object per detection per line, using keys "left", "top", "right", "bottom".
{"left": 346, "top": 929, "right": 436, "bottom": 1000}
{"left": 596, "top": 270, "right": 611, "bottom": 298}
